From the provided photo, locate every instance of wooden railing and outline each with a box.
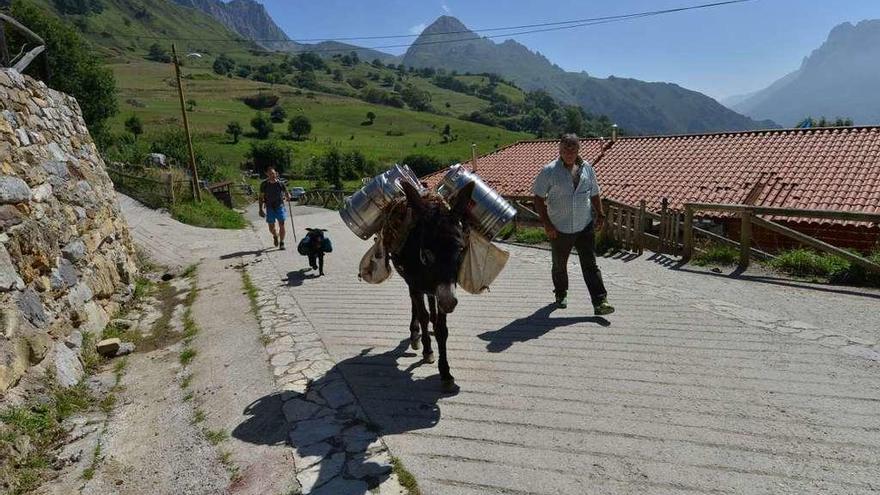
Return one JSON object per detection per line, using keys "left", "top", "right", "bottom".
{"left": 682, "top": 203, "right": 880, "bottom": 273}
{"left": 299, "top": 189, "right": 351, "bottom": 209}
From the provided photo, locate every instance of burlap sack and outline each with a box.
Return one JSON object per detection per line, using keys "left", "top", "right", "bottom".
{"left": 458, "top": 230, "right": 510, "bottom": 294}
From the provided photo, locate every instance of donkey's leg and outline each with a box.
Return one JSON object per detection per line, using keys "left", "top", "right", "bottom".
{"left": 408, "top": 289, "right": 422, "bottom": 351}
{"left": 426, "top": 295, "right": 438, "bottom": 336}
{"left": 436, "top": 312, "right": 455, "bottom": 391}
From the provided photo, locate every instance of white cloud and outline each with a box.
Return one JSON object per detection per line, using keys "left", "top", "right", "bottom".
{"left": 441, "top": 3, "right": 451, "bottom": 14}
{"left": 409, "top": 22, "right": 427, "bottom": 35}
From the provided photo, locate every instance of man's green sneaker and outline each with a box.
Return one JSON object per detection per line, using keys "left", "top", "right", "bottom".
{"left": 594, "top": 298, "right": 615, "bottom": 316}
{"left": 555, "top": 295, "right": 568, "bottom": 309}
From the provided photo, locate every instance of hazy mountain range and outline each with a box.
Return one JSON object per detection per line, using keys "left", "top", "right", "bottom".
{"left": 723, "top": 20, "right": 880, "bottom": 126}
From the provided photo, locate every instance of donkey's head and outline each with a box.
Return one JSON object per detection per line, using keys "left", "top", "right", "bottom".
{"left": 400, "top": 180, "right": 475, "bottom": 314}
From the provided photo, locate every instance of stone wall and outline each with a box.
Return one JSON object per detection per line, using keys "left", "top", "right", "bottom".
{"left": 0, "top": 69, "right": 137, "bottom": 393}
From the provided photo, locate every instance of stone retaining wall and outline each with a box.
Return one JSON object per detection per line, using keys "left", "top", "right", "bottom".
{"left": 0, "top": 68, "right": 136, "bottom": 393}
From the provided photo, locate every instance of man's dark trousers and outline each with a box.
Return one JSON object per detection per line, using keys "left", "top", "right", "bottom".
{"left": 550, "top": 222, "right": 607, "bottom": 305}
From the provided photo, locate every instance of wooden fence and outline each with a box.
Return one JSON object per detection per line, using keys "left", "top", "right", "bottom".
{"left": 107, "top": 168, "right": 192, "bottom": 209}
{"left": 601, "top": 197, "right": 880, "bottom": 274}
{"left": 298, "top": 189, "right": 351, "bottom": 210}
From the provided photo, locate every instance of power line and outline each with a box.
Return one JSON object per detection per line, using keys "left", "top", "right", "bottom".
{"left": 86, "top": 0, "right": 753, "bottom": 55}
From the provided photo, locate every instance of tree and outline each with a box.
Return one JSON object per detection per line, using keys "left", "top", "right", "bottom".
{"left": 225, "top": 121, "right": 242, "bottom": 144}
{"left": 320, "top": 149, "right": 344, "bottom": 189}
{"left": 251, "top": 113, "right": 274, "bottom": 139}
{"left": 149, "top": 129, "right": 217, "bottom": 180}
{"left": 400, "top": 84, "right": 432, "bottom": 112}
{"left": 288, "top": 115, "right": 312, "bottom": 140}
{"left": 247, "top": 140, "right": 290, "bottom": 175}
{"left": 212, "top": 53, "right": 236, "bottom": 75}
{"left": 401, "top": 154, "right": 444, "bottom": 177}
{"left": 563, "top": 106, "right": 585, "bottom": 135}
{"left": 270, "top": 105, "right": 287, "bottom": 123}
{"left": 51, "top": 0, "right": 103, "bottom": 15}
{"left": 440, "top": 123, "right": 451, "bottom": 143}
{"left": 146, "top": 43, "right": 171, "bottom": 63}
{"left": 186, "top": 99, "right": 196, "bottom": 112}
{"left": 124, "top": 115, "right": 143, "bottom": 138}
{"left": 366, "top": 111, "right": 376, "bottom": 125}
{"left": 10, "top": 1, "right": 118, "bottom": 146}
{"left": 333, "top": 69, "right": 344, "bottom": 82}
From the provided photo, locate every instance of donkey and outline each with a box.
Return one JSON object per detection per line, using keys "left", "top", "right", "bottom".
{"left": 389, "top": 180, "right": 475, "bottom": 392}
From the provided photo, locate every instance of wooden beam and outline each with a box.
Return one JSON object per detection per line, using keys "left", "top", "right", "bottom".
{"left": 685, "top": 202, "right": 880, "bottom": 223}
{"left": 751, "top": 216, "right": 880, "bottom": 274}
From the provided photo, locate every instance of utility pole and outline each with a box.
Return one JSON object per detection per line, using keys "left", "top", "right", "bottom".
{"left": 171, "top": 43, "right": 201, "bottom": 201}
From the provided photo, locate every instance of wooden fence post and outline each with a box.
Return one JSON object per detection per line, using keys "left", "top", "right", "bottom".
{"left": 659, "top": 198, "right": 668, "bottom": 255}
{"left": 164, "top": 173, "right": 175, "bottom": 205}
{"left": 739, "top": 208, "right": 753, "bottom": 268}
{"left": 637, "top": 200, "right": 646, "bottom": 255}
{"left": 682, "top": 205, "right": 694, "bottom": 261}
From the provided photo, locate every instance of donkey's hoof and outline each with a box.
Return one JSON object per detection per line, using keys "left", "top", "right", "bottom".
{"left": 441, "top": 378, "right": 458, "bottom": 393}
{"left": 410, "top": 336, "right": 421, "bottom": 350}
{"left": 423, "top": 352, "right": 435, "bottom": 364}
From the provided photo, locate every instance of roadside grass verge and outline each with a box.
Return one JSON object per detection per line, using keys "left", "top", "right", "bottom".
{"left": 170, "top": 195, "right": 247, "bottom": 230}
{"left": 692, "top": 243, "right": 739, "bottom": 266}
{"left": 768, "top": 248, "right": 880, "bottom": 286}
{"left": 0, "top": 376, "right": 94, "bottom": 494}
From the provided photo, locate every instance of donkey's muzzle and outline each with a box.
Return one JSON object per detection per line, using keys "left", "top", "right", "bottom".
{"left": 436, "top": 284, "right": 458, "bottom": 314}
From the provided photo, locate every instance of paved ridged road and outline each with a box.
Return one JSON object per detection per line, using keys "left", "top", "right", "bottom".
{"left": 124, "top": 196, "right": 880, "bottom": 494}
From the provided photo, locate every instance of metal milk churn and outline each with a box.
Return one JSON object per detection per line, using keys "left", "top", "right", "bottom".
{"left": 339, "top": 164, "right": 423, "bottom": 239}
{"left": 437, "top": 164, "right": 516, "bottom": 239}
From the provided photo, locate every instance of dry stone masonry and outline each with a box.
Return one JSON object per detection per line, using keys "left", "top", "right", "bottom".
{"left": 0, "top": 68, "right": 137, "bottom": 393}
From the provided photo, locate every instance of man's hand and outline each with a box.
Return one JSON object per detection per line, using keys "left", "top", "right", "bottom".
{"left": 543, "top": 223, "right": 558, "bottom": 241}
{"left": 595, "top": 213, "right": 606, "bottom": 231}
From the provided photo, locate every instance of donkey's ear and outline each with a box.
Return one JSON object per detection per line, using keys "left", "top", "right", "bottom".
{"left": 401, "top": 180, "right": 424, "bottom": 211}
{"left": 451, "top": 181, "right": 475, "bottom": 219}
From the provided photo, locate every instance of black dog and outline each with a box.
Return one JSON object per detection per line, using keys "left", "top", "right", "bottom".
{"left": 298, "top": 228, "right": 331, "bottom": 276}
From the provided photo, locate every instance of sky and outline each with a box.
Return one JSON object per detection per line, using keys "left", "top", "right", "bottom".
{"left": 261, "top": 0, "right": 880, "bottom": 100}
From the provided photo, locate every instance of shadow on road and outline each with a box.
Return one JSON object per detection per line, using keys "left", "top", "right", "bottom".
{"left": 232, "top": 339, "right": 446, "bottom": 494}
{"left": 219, "top": 249, "right": 266, "bottom": 260}
{"left": 477, "top": 303, "right": 610, "bottom": 353}
{"left": 284, "top": 269, "right": 320, "bottom": 287}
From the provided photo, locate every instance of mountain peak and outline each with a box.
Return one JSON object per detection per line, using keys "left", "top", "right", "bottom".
{"left": 423, "top": 15, "right": 471, "bottom": 35}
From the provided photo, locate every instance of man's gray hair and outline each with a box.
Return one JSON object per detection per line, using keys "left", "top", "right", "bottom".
{"left": 560, "top": 133, "right": 580, "bottom": 149}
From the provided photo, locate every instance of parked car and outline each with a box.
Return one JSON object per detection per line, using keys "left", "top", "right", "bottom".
{"left": 290, "top": 186, "right": 306, "bottom": 201}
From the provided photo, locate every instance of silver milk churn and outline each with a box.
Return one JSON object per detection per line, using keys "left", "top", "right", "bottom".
{"left": 339, "top": 164, "right": 422, "bottom": 239}
{"left": 437, "top": 164, "right": 516, "bottom": 239}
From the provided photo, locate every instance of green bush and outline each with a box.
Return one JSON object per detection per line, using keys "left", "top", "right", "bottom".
{"left": 241, "top": 93, "right": 279, "bottom": 110}
{"left": 171, "top": 196, "right": 246, "bottom": 229}
{"left": 692, "top": 244, "right": 739, "bottom": 266}
{"left": 514, "top": 227, "right": 548, "bottom": 244}
{"left": 768, "top": 248, "right": 880, "bottom": 286}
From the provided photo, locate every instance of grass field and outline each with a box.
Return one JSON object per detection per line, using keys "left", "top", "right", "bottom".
{"left": 108, "top": 60, "right": 533, "bottom": 180}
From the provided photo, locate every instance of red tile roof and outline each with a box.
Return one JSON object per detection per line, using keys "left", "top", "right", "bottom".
{"left": 422, "top": 127, "right": 880, "bottom": 226}
{"left": 422, "top": 138, "right": 609, "bottom": 197}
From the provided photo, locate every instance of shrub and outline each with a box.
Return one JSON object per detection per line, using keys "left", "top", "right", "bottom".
{"left": 124, "top": 114, "right": 143, "bottom": 138}
{"left": 288, "top": 115, "right": 312, "bottom": 140}
{"left": 247, "top": 140, "right": 290, "bottom": 175}
{"left": 514, "top": 227, "right": 548, "bottom": 244}
{"left": 11, "top": 1, "right": 117, "bottom": 146}
{"left": 225, "top": 121, "right": 242, "bottom": 144}
{"left": 146, "top": 43, "right": 171, "bottom": 63}
{"left": 149, "top": 129, "right": 217, "bottom": 180}
{"left": 241, "top": 93, "right": 279, "bottom": 110}
{"left": 692, "top": 244, "right": 739, "bottom": 266}
{"left": 250, "top": 112, "right": 274, "bottom": 139}
{"left": 400, "top": 154, "right": 442, "bottom": 176}
{"left": 270, "top": 105, "right": 287, "bottom": 123}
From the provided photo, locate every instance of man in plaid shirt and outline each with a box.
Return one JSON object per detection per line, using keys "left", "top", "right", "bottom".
{"left": 532, "top": 133, "right": 615, "bottom": 315}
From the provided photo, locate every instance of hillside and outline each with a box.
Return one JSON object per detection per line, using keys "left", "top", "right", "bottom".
{"left": 726, "top": 20, "right": 880, "bottom": 126}
{"left": 29, "top": 0, "right": 263, "bottom": 59}
{"left": 403, "top": 16, "right": 777, "bottom": 135}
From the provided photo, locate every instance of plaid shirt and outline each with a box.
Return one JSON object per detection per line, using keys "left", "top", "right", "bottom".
{"left": 531, "top": 159, "right": 601, "bottom": 234}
